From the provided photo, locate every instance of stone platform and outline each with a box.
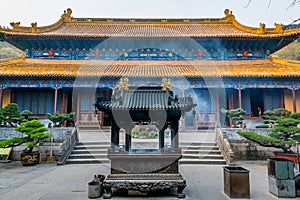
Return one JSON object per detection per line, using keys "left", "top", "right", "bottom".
{"left": 103, "top": 173, "right": 186, "bottom": 199}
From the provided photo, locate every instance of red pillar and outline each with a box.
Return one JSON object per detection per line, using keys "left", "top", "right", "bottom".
{"left": 76, "top": 90, "right": 80, "bottom": 122}
{"left": 238, "top": 87, "right": 242, "bottom": 109}
{"left": 292, "top": 88, "right": 297, "bottom": 113}
{"left": 53, "top": 87, "right": 58, "bottom": 113}
{"left": 215, "top": 89, "right": 220, "bottom": 124}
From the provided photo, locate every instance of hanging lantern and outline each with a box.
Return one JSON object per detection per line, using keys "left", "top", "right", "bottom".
{"left": 197, "top": 50, "right": 203, "bottom": 57}
{"left": 242, "top": 50, "right": 248, "bottom": 57}
{"left": 48, "top": 50, "right": 54, "bottom": 56}
{"left": 94, "top": 49, "right": 100, "bottom": 57}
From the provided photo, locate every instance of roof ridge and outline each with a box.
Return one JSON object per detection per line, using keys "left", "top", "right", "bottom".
{"left": 2, "top": 8, "right": 299, "bottom": 36}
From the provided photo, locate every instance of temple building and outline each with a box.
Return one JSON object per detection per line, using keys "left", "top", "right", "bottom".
{"left": 0, "top": 8, "right": 300, "bottom": 128}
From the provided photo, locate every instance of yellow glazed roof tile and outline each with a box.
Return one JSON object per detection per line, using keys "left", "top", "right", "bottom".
{"left": 0, "top": 57, "right": 299, "bottom": 78}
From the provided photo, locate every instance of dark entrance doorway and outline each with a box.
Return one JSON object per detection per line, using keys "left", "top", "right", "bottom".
{"left": 250, "top": 89, "right": 264, "bottom": 117}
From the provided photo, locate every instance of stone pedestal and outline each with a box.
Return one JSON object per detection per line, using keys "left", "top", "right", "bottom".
{"left": 103, "top": 174, "right": 186, "bottom": 199}
{"left": 103, "top": 149, "right": 186, "bottom": 198}
{"left": 109, "top": 149, "right": 181, "bottom": 174}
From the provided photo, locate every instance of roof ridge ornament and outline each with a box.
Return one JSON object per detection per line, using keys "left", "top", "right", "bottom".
{"left": 161, "top": 78, "right": 173, "bottom": 91}
{"left": 256, "top": 23, "right": 266, "bottom": 35}
{"left": 274, "top": 23, "right": 283, "bottom": 33}
{"left": 223, "top": 9, "right": 235, "bottom": 22}
{"left": 61, "top": 8, "right": 72, "bottom": 22}
{"left": 31, "top": 22, "right": 37, "bottom": 33}
{"left": 10, "top": 22, "right": 20, "bottom": 30}
{"left": 117, "top": 78, "right": 129, "bottom": 91}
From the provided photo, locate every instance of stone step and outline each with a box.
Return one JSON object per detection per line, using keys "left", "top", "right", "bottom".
{"left": 179, "top": 159, "right": 227, "bottom": 165}
{"left": 72, "top": 149, "right": 108, "bottom": 154}
{"left": 68, "top": 154, "right": 108, "bottom": 159}
{"left": 181, "top": 146, "right": 219, "bottom": 150}
{"left": 66, "top": 158, "right": 110, "bottom": 164}
{"left": 180, "top": 142, "right": 217, "bottom": 146}
{"left": 76, "top": 142, "right": 110, "bottom": 146}
{"left": 181, "top": 149, "right": 221, "bottom": 155}
{"left": 181, "top": 154, "right": 224, "bottom": 160}
{"left": 74, "top": 145, "right": 110, "bottom": 150}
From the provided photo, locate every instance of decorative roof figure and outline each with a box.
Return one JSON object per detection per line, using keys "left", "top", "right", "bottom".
{"left": 117, "top": 78, "right": 129, "bottom": 91}
{"left": 161, "top": 78, "right": 173, "bottom": 91}
{"left": 61, "top": 8, "right": 72, "bottom": 22}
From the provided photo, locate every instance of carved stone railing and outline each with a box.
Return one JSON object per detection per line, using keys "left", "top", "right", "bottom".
{"left": 216, "top": 128, "right": 234, "bottom": 165}
{"left": 56, "top": 127, "right": 78, "bottom": 165}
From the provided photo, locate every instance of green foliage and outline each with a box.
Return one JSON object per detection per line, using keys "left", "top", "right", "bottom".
{"left": 20, "top": 110, "right": 38, "bottom": 122}
{"left": 273, "top": 108, "right": 291, "bottom": 117}
{"left": 131, "top": 128, "right": 140, "bottom": 138}
{"left": 255, "top": 124, "right": 270, "bottom": 128}
{"left": 47, "top": 112, "right": 75, "bottom": 127}
{"left": 238, "top": 108, "right": 300, "bottom": 153}
{"left": 0, "top": 120, "right": 51, "bottom": 151}
{"left": 269, "top": 117, "right": 300, "bottom": 143}
{"left": 164, "top": 129, "right": 170, "bottom": 137}
{"left": 0, "top": 109, "right": 4, "bottom": 126}
{"left": 221, "top": 108, "right": 246, "bottom": 127}
{"left": 131, "top": 126, "right": 158, "bottom": 139}
{"left": 290, "top": 112, "right": 300, "bottom": 120}
{"left": 262, "top": 108, "right": 291, "bottom": 125}
{"left": 237, "top": 131, "right": 295, "bottom": 153}
{"left": 238, "top": 131, "right": 292, "bottom": 145}
{"left": 262, "top": 110, "right": 276, "bottom": 124}
{"left": 1, "top": 103, "right": 21, "bottom": 126}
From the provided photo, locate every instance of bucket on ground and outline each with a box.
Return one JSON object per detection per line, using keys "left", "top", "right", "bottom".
{"left": 88, "top": 181, "right": 102, "bottom": 199}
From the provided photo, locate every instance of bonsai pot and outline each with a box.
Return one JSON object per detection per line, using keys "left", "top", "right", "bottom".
{"left": 20, "top": 148, "right": 41, "bottom": 166}
{"left": 274, "top": 151, "right": 300, "bottom": 163}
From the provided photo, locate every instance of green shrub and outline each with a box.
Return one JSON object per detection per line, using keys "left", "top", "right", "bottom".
{"left": 131, "top": 128, "right": 140, "bottom": 138}
{"left": 221, "top": 108, "right": 246, "bottom": 127}
{"left": 1, "top": 103, "right": 21, "bottom": 126}
{"left": 238, "top": 114, "right": 300, "bottom": 153}
{"left": 290, "top": 112, "right": 300, "bottom": 120}
{"left": 0, "top": 120, "right": 52, "bottom": 152}
{"left": 47, "top": 112, "right": 75, "bottom": 127}
{"left": 255, "top": 124, "right": 270, "bottom": 128}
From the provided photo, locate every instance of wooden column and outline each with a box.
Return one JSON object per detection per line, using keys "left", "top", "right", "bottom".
{"left": 238, "top": 87, "right": 242, "bottom": 109}
{"left": 215, "top": 89, "right": 220, "bottom": 124}
{"left": 292, "top": 88, "right": 297, "bottom": 113}
{"left": 53, "top": 86, "right": 58, "bottom": 113}
{"left": 228, "top": 90, "right": 235, "bottom": 110}
{"left": 76, "top": 90, "right": 80, "bottom": 122}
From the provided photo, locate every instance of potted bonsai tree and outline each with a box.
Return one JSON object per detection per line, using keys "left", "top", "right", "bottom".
{"left": 237, "top": 108, "right": 300, "bottom": 162}
{"left": 221, "top": 108, "right": 246, "bottom": 128}
{"left": 1, "top": 103, "right": 22, "bottom": 127}
{"left": 0, "top": 119, "right": 52, "bottom": 166}
{"left": 255, "top": 108, "right": 291, "bottom": 128}
{"left": 47, "top": 112, "right": 75, "bottom": 127}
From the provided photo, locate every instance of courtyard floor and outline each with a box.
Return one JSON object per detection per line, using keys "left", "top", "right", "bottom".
{"left": 0, "top": 160, "right": 298, "bottom": 200}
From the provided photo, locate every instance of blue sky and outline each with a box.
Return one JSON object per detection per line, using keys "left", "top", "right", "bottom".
{"left": 0, "top": 0, "right": 299, "bottom": 28}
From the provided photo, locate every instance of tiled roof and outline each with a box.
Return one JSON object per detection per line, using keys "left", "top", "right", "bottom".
{"left": 42, "top": 23, "right": 259, "bottom": 38}
{"left": 0, "top": 57, "right": 299, "bottom": 78}
{"left": 111, "top": 89, "right": 172, "bottom": 110}
{"left": 96, "top": 86, "right": 195, "bottom": 111}
{"left": 1, "top": 9, "right": 300, "bottom": 38}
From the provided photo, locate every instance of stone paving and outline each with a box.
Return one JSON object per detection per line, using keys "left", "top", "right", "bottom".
{"left": 1, "top": 160, "right": 299, "bottom": 199}
{"left": 0, "top": 130, "right": 299, "bottom": 199}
